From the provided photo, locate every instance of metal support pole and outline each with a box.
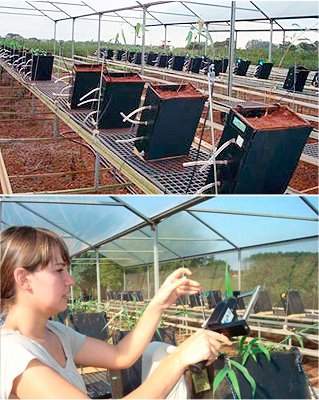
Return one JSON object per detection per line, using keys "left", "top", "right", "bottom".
{"left": 53, "top": 21, "right": 57, "bottom": 56}
{"left": 141, "top": 6, "right": 147, "bottom": 75}
{"left": 227, "top": 1, "right": 236, "bottom": 98}
{"left": 52, "top": 115, "right": 59, "bottom": 137}
{"left": 204, "top": 23, "right": 208, "bottom": 56}
{"left": 96, "top": 251, "right": 101, "bottom": 309}
{"left": 71, "top": 18, "right": 75, "bottom": 59}
{"left": 123, "top": 270, "right": 126, "bottom": 291}
{"left": 164, "top": 25, "right": 167, "bottom": 52}
{"left": 269, "top": 19, "right": 273, "bottom": 62}
{"left": 97, "top": 13, "right": 102, "bottom": 61}
{"left": 238, "top": 249, "right": 242, "bottom": 291}
{"left": 153, "top": 225, "right": 160, "bottom": 294}
{"left": 147, "top": 265, "right": 150, "bottom": 299}
{"left": 70, "top": 264, "right": 74, "bottom": 305}
{"left": 94, "top": 153, "right": 100, "bottom": 191}
{"left": 283, "top": 30, "right": 286, "bottom": 47}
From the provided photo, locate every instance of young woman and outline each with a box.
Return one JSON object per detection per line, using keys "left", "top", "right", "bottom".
{"left": 0, "top": 226, "right": 231, "bottom": 399}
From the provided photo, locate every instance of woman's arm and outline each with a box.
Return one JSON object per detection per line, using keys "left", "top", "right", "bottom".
{"left": 12, "top": 359, "right": 89, "bottom": 399}
{"left": 75, "top": 268, "right": 201, "bottom": 369}
{"left": 125, "top": 330, "right": 232, "bottom": 399}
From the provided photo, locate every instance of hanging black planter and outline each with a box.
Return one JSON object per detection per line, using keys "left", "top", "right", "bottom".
{"left": 135, "top": 83, "right": 207, "bottom": 160}
{"left": 145, "top": 52, "right": 158, "bottom": 65}
{"left": 206, "top": 102, "right": 312, "bottom": 194}
{"left": 233, "top": 59, "right": 251, "bottom": 76}
{"left": 31, "top": 54, "right": 54, "bottom": 81}
{"left": 70, "top": 63, "right": 102, "bottom": 109}
{"left": 168, "top": 55, "right": 186, "bottom": 71}
{"left": 200, "top": 349, "right": 311, "bottom": 399}
{"left": 254, "top": 62, "right": 273, "bottom": 79}
{"left": 96, "top": 72, "right": 145, "bottom": 129}
{"left": 283, "top": 65, "right": 310, "bottom": 92}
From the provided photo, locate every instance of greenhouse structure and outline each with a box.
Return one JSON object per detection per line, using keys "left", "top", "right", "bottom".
{"left": 0, "top": 1, "right": 318, "bottom": 399}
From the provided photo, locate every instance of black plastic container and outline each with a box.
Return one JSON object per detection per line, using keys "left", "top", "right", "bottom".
{"left": 200, "top": 57, "right": 213, "bottom": 75}
{"left": 206, "top": 102, "right": 312, "bottom": 194}
{"left": 234, "top": 59, "right": 251, "bottom": 76}
{"left": 189, "top": 293, "right": 202, "bottom": 307}
{"left": 188, "top": 57, "right": 203, "bottom": 73}
{"left": 70, "top": 63, "right": 102, "bottom": 109}
{"left": 105, "top": 48, "right": 114, "bottom": 59}
{"left": 283, "top": 65, "right": 310, "bottom": 92}
{"left": 70, "top": 312, "right": 108, "bottom": 340}
{"left": 213, "top": 58, "right": 229, "bottom": 75}
{"left": 115, "top": 49, "right": 125, "bottom": 61}
{"left": 253, "top": 289, "right": 273, "bottom": 313}
{"left": 281, "top": 290, "right": 305, "bottom": 315}
{"left": 31, "top": 54, "right": 54, "bottom": 81}
{"left": 96, "top": 72, "right": 145, "bottom": 129}
{"left": 168, "top": 55, "right": 186, "bottom": 71}
{"left": 205, "top": 290, "right": 222, "bottom": 309}
{"left": 132, "top": 52, "right": 142, "bottom": 65}
{"left": 145, "top": 52, "right": 158, "bottom": 65}
{"left": 254, "top": 62, "right": 273, "bottom": 79}
{"left": 199, "top": 350, "right": 311, "bottom": 399}
{"left": 135, "top": 83, "right": 207, "bottom": 160}
{"left": 311, "top": 71, "right": 318, "bottom": 87}
{"left": 154, "top": 54, "right": 168, "bottom": 68}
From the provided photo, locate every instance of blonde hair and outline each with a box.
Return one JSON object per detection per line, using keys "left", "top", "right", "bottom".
{"left": 0, "top": 226, "right": 70, "bottom": 313}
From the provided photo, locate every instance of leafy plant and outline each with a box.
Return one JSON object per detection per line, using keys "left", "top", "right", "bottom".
{"left": 213, "top": 354, "right": 256, "bottom": 399}
{"left": 238, "top": 336, "right": 271, "bottom": 365}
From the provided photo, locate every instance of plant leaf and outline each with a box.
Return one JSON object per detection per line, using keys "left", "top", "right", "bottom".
{"left": 256, "top": 343, "right": 271, "bottom": 361}
{"left": 212, "top": 367, "right": 229, "bottom": 394}
{"left": 227, "top": 369, "right": 241, "bottom": 399}
{"left": 293, "top": 333, "right": 304, "bottom": 349}
{"left": 230, "top": 360, "right": 256, "bottom": 396}
{"left": 224, "top": 264, "right": 233, "bottom": 298}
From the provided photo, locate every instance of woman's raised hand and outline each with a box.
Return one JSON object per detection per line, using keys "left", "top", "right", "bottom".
{"left": 150, "top": 267, "right": 201, "bottom": 310}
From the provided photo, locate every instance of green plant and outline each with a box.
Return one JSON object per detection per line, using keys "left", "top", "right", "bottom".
{"left": 213, "top": 354, "right": 256, "bottom": 399}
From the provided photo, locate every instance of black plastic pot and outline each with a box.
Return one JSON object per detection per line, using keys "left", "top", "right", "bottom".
{"left": 233, "top": 59, "right": 251, "bottom": 76}
{"left": 154, "top": 54, "right": 168, "bottom": 68}
{"left": 281, "top": 290, "right": 305, "bottom": 315}
{"left": 70, "top": 311, "right": 109, "bottom": 340}
{"left": 283, "top": 65, "right": 310, "bottom": 92}
{"left": 254, "top": 62, "right": 273, "bottom": 79}
{"left": 205, "top": 290, "right": 222, "bottom": 309}
{"left": 132, "top": 52, "right": 142, "bottom": 65}
{"left": 135, "top": 83, "right": 207, "bottom": 160}
{"left": 145, "top": 52, "right": 158, "bottom": 65}
{"left": 198, "top": 349, "right": 311, "bottom": 399}
{"left": 96, "top": 72, "right": 145, "bottom": 129}
{"left": 70, "top": 64, "right": 102, "bottom": 109}
{"left": 189, "top": 57, "right": 203, "bottom": 73}
{"left": 213, "top": 58, "right": 229, "bottom": 75}
{"left": 206, "top": 102, "right": 313, "bottom": 194}
{"left": 168, "top": 55, "right": 186, "bottom": 71}
{"left": 253, "top": 289, "right": 273, "bottom": 313}
{"left": 115, "top": 49, "right": 125, "bottom": 61}
{"left": 31, "top": 54, "right": 54, "bottom": 81}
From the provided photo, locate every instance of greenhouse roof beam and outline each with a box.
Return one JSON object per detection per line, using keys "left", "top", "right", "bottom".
{"left": 126, "top": 234, "right": 318, "bottom": 268}
{"left": 25, "top": 0, "right": 54, "bottom": 21}
{"left": 136, "top": 1, "right": 164, "bottom": 25}
{"left": 301, "top": 197, "right": 319, "bottom": 216}
{"left": 187, "top": 210, "right": 239, "bottom": 250}
{"left": 187, "top": 208, "right": 319, "bottom": 222}
{"left": 16, "top": 202, "right": 98, "bottom": 251}
{"left": 250, "top": 1, "right": 285, "bottom": 31}
{"left": 179, "top": 1, "right": 203, "bottom": 21}
{"left": 110, "top": 196, "right": 154, "bottom": 226}
{"left": 47, "top": 1, "right": 72, "bottom": 18}
{"left": 145, "top": 14, "right": 319, "bottom": 27}
{"left": 113, "top": 11, "right": 136, "bottom": 28}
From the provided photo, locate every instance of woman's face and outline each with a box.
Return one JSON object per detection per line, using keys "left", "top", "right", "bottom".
{"left": 27, "top": 247, "right": 74, "bottom": 315}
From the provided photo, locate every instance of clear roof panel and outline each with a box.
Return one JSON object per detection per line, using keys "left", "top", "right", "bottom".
{"left": 1, "top": 195, "right": 318, "bottom": 266}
